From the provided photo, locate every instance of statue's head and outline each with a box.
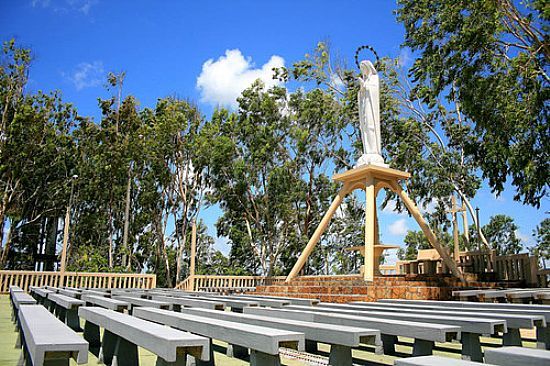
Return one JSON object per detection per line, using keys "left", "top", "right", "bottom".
{"left": 360, "top": 60, "right": 377, "bottom": 77}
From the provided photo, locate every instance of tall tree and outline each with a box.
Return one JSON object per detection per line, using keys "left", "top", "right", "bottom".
{"left": 396, "top": 0, "right": 549, "bottom": 206}
{"left": 482, "top": 214, "right": 523, "bottom": 256}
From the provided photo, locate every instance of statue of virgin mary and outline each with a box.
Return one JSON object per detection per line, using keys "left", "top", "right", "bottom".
{"left": 356, "top": 60, "right": 387, "bottom": 167}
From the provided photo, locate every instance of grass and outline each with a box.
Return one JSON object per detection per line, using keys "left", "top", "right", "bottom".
{"left": 0, "top": 294, "right": 538, "bottom": 365}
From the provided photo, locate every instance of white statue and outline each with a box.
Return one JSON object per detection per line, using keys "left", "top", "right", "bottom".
{"left": 356, "top": 60, "right": 387, "bottom": 168}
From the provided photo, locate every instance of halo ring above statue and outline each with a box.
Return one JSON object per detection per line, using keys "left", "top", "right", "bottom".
{"left": 355, "top": 47, "right": 388, "bottom": 168}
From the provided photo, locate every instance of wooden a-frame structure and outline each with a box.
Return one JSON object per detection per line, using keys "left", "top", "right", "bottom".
{"left": 285, "top": 164, "right": 464, "bottom": 282}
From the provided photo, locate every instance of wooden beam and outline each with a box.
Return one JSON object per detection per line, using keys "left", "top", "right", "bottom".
{"left": 451, "top": 196, "right": 460, "bottom": 261}
{"left": 286, "top": 183, "right": 351, "bottom": 282}
{"left": 389, "top": 181, "right": 465, "bottom": 282}
{"left": 190, "top": 221, "right": 197, "bottom": 291}
{"left": 364, "top": 175, "right": 376, "bottom": 282}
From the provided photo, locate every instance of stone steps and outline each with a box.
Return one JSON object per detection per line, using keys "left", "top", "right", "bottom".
{"left": 252, "top": 275, "right": 522, "bottom": 303}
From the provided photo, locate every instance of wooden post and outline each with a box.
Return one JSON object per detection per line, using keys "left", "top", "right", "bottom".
{"left": 190, "top": 221, "right": 197, "bottom": 291}
{"left": 286, "top": 183, "right": 351, "bottom": 282}
{"left": 461, "top": 197, "right": 469, "bottom": 244}
{"left": 451, "top": 196, "right": 460, "bottom": 261}
{"left": 390, "top": 181, "right": 465, "bottom": 282}
{"left": 364, "top": 175, "right": 376, "bottom": 282}
{"left": 59, "top": 205, "right": 70, "bottom": 287}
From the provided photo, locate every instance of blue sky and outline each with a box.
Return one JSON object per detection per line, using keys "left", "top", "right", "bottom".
{"left": 1, "top": 1, "right": 548, "bottom": 259}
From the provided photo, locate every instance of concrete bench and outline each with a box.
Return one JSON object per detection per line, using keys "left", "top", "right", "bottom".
{"left": 379, "top": 298, "right": 550, "bottom": 311}
{"left": 47, "top": 293, "right": 85, "bottom": 331}
{"left": 181, "top": 306, "right": 380, "bottom": 366}
{"left": 79, "top": 306, "right": 209, "bottom": 365}
{"left": 11, "top": 291, "right": 37, "bottom": 324}
{"left": 18, "top": 304, "right": 88, "bottom": 365}
{"left": 286, "top": 304, "right": 504, "bottom": 361}
{"left": 80, "top": 289, "right": 110, "bottom": 297}
{"left": 370, "top": 300, "right": 550, "bottom": 349}
{"left": 81, "top": 294, "right": 129, "bottom": 312}
{"left": 134, "top": 307, "right": 304, "bottom": 366}
{"left": 150, "top": 295, "right": 225, "bottom": 311}
{"left": 31, "top": 287, "right": 54, "bottom": 305}
{"left": 236, "top": 294, "right": 320, "bottom": 306}
{"left": 209, "top": 294, "right": 290, "bottom": 308}
{"left": 191, "top": 296, "right": 259, "bottom": 312}
{"left": 110, "top": 288, "right": 148, "bottom": 297}
{"left": 113, "top": 295, "right": 170, "bottom": 313}
{"left": 395, "top": 355, "right": 487, "bottom": 366}
{"left": 484, "top": 346, "right": 550, "bottom": 365}
{"left": 337, "top": 302, "right": 545, "bottom": 347}
{"left": 244, "top": 306, "right": 460, "bottom": 357}
{"left": 57, "top": 288, "right": 82, "bottom": 299}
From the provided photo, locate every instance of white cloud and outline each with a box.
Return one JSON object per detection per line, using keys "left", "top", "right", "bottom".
{"left": 398, "top": 48, "right": 412, "bottom": 67}
{"left": 63, "top": 61, "right": 104, "bottom": 90}
{"left": 388, "top": 218, "right": 409, "bottom": 236}
{"left": 196, "top": 49, "right": 285, "bottom": 108}
{"left": 32, "top": 0, "right": 98, "bottom": 14}
{"left": 515, "top": 230, "right": 531, "bottom": 245}
{"left": 381, "top": 199, "right": 406, "bottom": 216}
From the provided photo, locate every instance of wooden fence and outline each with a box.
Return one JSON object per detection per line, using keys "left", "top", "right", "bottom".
{"left": 176, "top": 275, "right": 286, "bottom": 291}
{"left": 0, "top": 270, "right": 156, "bottom": 293}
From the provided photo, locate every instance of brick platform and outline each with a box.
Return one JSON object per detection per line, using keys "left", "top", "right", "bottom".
{"left": 253, "top": 275, "right": 522, "bottom": 303}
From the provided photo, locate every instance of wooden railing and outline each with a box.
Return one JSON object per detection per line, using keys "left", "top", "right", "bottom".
{"left": 537, "top": 268, "right": 550, "bottom": 288}
{"left": 0, "top": 270, "right": 156, "bottom": 293}
{"left": 458, "top": 250, "right": 496, "bottom": 273}
{"left": 495, "top": 253, "right": 538, "bottom": 285}
{"left": 175, "top": 275, "right": 286, "bottom": 292}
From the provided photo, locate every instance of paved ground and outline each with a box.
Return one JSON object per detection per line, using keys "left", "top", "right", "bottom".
{"left": 0, "top": 294, "right": 538, "bottom": 365}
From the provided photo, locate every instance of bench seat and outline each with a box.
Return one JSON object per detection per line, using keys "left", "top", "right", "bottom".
{"left": 395, "top": 355, "right": 486, "bottom": 365}
{"left": 47, "top": 294, "right": 85, "bottom": 331}
{"left": 484, "top": 346, "right": 550, "bottom": 366}
{"left": 81, "top": 294, "right": 129, "bottom": 312}
{"left": 181, "top": 307, "right": 380, "bottom": 365}
{"left": 133, "top": 307, "right": 304, "bottom": 366}
{"left": 244, "top": 306, "right": 460, "bottom": 357}
{"left": 19, "top": 304, "right": 88, "bottom": 365}
{"left": 79, "top": 306, "right": 210, "bottom": 365}
{"left": 112, "top": 295, "right": 170, "bottom": 313}
{"left": 150, "top": 295, "right": 225, "bottom": 311}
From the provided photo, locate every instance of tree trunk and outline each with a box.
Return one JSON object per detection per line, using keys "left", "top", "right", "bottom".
{"left": 122, "top": 163, "right": 132, "bottom": 269}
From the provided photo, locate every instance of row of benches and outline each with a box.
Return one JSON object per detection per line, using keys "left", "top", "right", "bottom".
{"left": 13, "top": 285, "right": 550, "bottom": 366}
{"left": 453, "top": 288, "right": 550, "bottom": 304}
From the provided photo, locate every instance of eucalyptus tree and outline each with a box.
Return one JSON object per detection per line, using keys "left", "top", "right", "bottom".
{"left": 396, "top": 0, "right": 549, "bottom": 207}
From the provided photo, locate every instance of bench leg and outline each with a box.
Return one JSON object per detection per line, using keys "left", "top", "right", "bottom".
{"left": 412, "top": 339, "right": 434, "bottom": 356}
{"left": 536, "top": 326, "right": 550, "bottom": 350}
{"left": 249, "top": 350, "right": 280, "bottom": 366}
{"left": 502, "top": 328, "right": 522, "bottom": 346}
{"left": 328, "top": 344, "right": 352, "bottom": 366}
{"left": 461, "top": 332, "right": 483, "bottom": 362}
{"left": 155, "top": 354, "right": 187, "bottom": 366}
{"left": 191, "top": 338, "right": 214, "bottom": 366}
{"left": 305, "top": 340, "right": 318, "bottom": 353}
{"left": 381, "top": 334, "right": 397, "bottom": 355}
{"left": 226, "top": 344, "right": 248, "bottom": 360}
{"left": 99, "top": 330, "right": 118, "bottom": 365}
{"left": 83, "top": 321, "right": 101, "bottom": 357}
{"left": 65, "top": 308, "right": 82, "bottom": 332}
{"left": 111, "top": 336, "right": 139, "bottom": 366}
{"left": 56, "top": 306, "right": 66, "bottom": 323}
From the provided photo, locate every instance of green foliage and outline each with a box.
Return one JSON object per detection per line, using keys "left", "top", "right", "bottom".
{"left": 396, "top": 0, "right": 549, "bottom": 206}
{"left": 481, "top": 214, "right": 523, "bottom": 256}
{"left": 531, "top": 218, "right": 549, "bottom": 265}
